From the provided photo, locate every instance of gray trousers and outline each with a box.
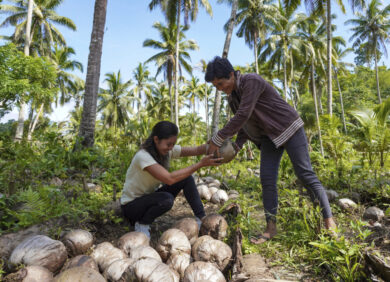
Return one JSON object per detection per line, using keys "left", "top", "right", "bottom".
{"left": 260, "top": 127, "right": 332, "bottom": 222}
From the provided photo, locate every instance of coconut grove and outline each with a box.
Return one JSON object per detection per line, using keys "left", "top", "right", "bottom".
{"left": 0, "top": 0, "right": 390, "bottom": 281}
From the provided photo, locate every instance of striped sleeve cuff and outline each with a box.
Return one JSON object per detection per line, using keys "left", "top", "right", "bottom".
{"left": 211, "top": 133, "right": 224, "bottom": 147}
{"left": 272, "top": 117, "right": 304, "bottom": 148}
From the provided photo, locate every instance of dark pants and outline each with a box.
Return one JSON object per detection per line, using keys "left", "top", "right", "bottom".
{"left": 260, "top": 127, "right": 332, "bottom": 222}
{"left": 121, "top": 176, "right": 205, "bottom": 225}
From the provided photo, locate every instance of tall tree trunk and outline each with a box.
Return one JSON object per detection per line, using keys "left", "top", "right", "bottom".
{"left": 254, "top": 32, "right": 259, "bottom": 74}
{"left": 193, "top": 100, "right": 196, "bottom": 145}
{"left": 374, "top": 45, "right": 382, "bottom": 104}
{"left": 205, "top": 84, "right": 209, "bottom": 140}
{"left": 317, "top": 85, "right": 324, "bottom": 114}
{"left": 335, "top": 71, "right": 347, "bottom": 133}
{"left": 311, "top": 60, "right": 324, "bottom": 157}
{"left": 283, "top": 53, "right": 288, "bottom": 102}
{"left": 78, "top": 0, "right": 107, "bottom": 148}
{"left": 326, "top": 0, "right": 333, "bottom": 116}
{"left": 169, "top": 81, "right": 174, "bottom": 122}
{"left": 14, "top": 0, "right": 34, "bottom": 142}
{"left": 27, "top": 103, "right": 43, "bottom": 140}
{"left": 211, "top": 0, "right": 238, "bottom": 136}
{"left": 174, "top": 5, "right": 181, "bottom": 129}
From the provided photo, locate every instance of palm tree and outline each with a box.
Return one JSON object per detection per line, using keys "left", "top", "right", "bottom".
{"left": 259, "top": 2, "right": 304, "bottom": 102}
{"left": 132, "top": 62, "right": 152, "bottom": 114}
{"left": 149, "top": 0, "right": 212, "bottom": 129}
{"left": 235, "top": 0, "right": 278, "bottom": 74}
{"left": 346, "top": 0, "right": 390, "bottom": 104}
{"left": 147, "top": 82, "right": 172, "bottom": 120}
{"left": 143, "top": 21, "right": 199, "bottom": 122}
{"left": 78, "top": 0, "right": 107, "bottom": 148}
{"left": 98, "top": 71, "right": 133, "bottom": 140}
{"left": 184, "top": 76, "right": 202, "bottom": 144}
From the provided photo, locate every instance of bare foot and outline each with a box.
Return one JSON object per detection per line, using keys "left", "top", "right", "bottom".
{"left": 324, "top": 217, "right": 338, "bottom": 238}
{"left": 250, "top": 221, "right": 277, "bottom": 245}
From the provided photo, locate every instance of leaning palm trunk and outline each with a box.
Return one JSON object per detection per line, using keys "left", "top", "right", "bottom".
{"left": 283, "top": 53, "right": 288, "bottom": 102}
{"left": 14, "top": 0, "right": 34, "bottom": 142}
{"left": 211, "top": 0, "right": 238, "bottom": 136}
{"left": 27, "top": 103, "right": 44, "bottom": 140}
{"left": 311, "top": 60, "right": 324, "bottom": 157}
{"left": 335, "top": 71, "right": 347, "bottom": 133}
{"left": 254, "top": 32, "right": 259, "bottom": 74}
{"left": 374, "top": 44, "right": 382, "bottom": 104}
{"left": 326, "top": 0, "right": 333, "bottom": 116}
{"left": 78, "top": 0, "right": 108, "bottom": 148}
{"left": 174, "top": 5, "right": 180, "bottom": 129}
{"left": 205, "top": 84, "right": 209, "bottom": 140}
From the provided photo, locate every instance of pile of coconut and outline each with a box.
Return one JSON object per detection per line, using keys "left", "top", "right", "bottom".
{"left": 196, "top": 176, "right": 240, "bottom": 205}
{"left": 4, "top": 214, "right": 232, "bottom": 282}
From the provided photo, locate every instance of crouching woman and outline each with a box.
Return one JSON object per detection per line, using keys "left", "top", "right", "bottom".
{"left": 120, "top": 121, "right": 221, "bottom": 238}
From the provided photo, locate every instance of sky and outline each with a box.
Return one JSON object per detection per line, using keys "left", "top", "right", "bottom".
{"left": 1, "top": 0, "right": 389, "bottom": 123}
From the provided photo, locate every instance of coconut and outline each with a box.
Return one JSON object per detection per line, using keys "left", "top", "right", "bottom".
{"left": 197, "top": 185, "right": 211, "bottom": 201}
{"left": 129, "top": 257, "right": 180, "bottom": 282}
{"left": 208, "top": 187, "right": 219, "bottom": 197}
{"left": 9, "top": 235, "right": 68, "bottom": 273}
{"left": 103, "top": 258, "right": 136, "bottom": 282}
{"left": 183, "top": 261, "right": 226, "bottom": 282}
{"left": 61, "top": 255, "right": 99, "bottom": 272}
{"left": 128, "top": 245, "right": 162, "bottom": 262}
{"left": 218, "top": 139, "right": 236, "bottom": 163}
{"left": 62, "top": 229, "right": 93, "bottom": 257}
{"left": 191, "top": 236, "right": 214, "bottom": 258}
{"left": 117, "top": 231, "right": 149, "bottom": 256}
{"left": 166, "top": 253, "right": 191, "bottom": 279}
{"left": 199, "top": 214, "right": 228, "bottom": 240}
{"left": 202, "top": 176, "right": 216, "bottom": 184}
{"left": 90, "top": 242, "right": 126, "bottom": 273}
{"left": 172, "top": 218, "right": 199, "bottom": 245}
{"left": 210, "top": 190, "right": 229, "bottom": 205}
{"left": 155, "top": 228, "right": 191, "bottom": 262}
{"left": 4, "top": 265, "right": 53, "bottom": 282}
{"left": 192, "top": 238, "right": 232, "bottom": 271}
{"left": 54, "top": 266, "right": 105, "bottom": 282}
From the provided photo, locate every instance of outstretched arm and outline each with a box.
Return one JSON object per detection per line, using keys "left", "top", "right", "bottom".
{"left": 180, "top": 144, "right": 208, "bottom": 157}
{"left": 144, "top": 154, "right": 222, "bottom": 186}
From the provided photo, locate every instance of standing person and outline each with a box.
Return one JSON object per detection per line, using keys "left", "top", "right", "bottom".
{"left": 120, "top": 121, "right": 222, "bottom": 238}
{"left": 205, "top": 56, "right": 337, "bottom": 244}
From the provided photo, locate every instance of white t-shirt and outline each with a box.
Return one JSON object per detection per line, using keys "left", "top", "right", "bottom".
{"left": 120, "top": 145, "right": 182, "bottom": 205}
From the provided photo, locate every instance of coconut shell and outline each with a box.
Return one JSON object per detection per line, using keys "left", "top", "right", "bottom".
{"left": 155, "top": 229, "right": 191, "bottom": 262}
{"left": 129, "top": 257, "right": 180, "bottom": 282}
{"left": 9, "top": 235, "right": 68, "bottom": 273}
{"left": 183, "top": 261, "right": 226, "bottom": 282}
{"left": 54, "top": 266, "right": 105, "bottom": 282}
{"left": 117, "top": 231, "right": 149, "bottom": 256}
{"left": 197, "top": 185, "right": 211, "bottom": 201}
{"left": 61, "top": 255, "right": 99, "bottom": 272}
{"left": 103, "top": 258, "right": 136, "bottom": 282}
{"left": 62, "top": 229, "right": 93, "bottom": 257}
{"left": 218, "top": 139, "right": 236, "bottom": 163}
{"left": 4, "top": 265, "right": 53, "bottom": 282}
{"left": 210, "top": 190, "right": 229, "bottom": 205}
{"left": 90, "top": 242, "right": 126, "bottom": 273}
{"left": 167, "top": 253, "right": 191, "bottom": 279}
{"left": 172, "top": 218, "right": 199, "bottom": 245}
{"left": 193, "top": 238, "right": 232, "bottom": 271}
{"left": 208, "top": 187, "right": 218, "bottom": 197}
{"left": 191, "top": 236, "right": 214, "bottom": 258}
{"left": 199, "top": 214, "right": 228, "bottom": 240}
{"left": 128, "top": 245, "right": 162, "bottom": 262}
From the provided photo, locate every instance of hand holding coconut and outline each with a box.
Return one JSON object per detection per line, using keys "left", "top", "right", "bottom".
{"left": 207, "top": 139, "right": 238, "bottom": 164}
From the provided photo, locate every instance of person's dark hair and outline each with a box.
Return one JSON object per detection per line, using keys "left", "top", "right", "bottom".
{"left": 205, "top": 56, "right": 234, "bottom": 82}
{"left": 141, "top": 121, "right": 178, "bottom": 169}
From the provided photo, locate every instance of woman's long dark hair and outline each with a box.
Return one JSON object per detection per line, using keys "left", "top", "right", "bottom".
{"left": 141, "top": 121, "right": 178, "bottom": 169}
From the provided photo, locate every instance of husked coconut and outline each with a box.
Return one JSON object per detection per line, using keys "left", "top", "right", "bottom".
{"left": 61, "top": 255, "right": 99, "bottom": 272}
{"left": 62, "top": 229, "right": 93, "bottom": 256}
{"left": 191, "top": 236, "right": 214, "bottom": 258}
{"left": 90, "top": 242, "right": 126, "bottom": 272}
{"left": 117, "top": 231, "right": 149, "bottom": 256}
{"left": 202, "top": 176, "right": 215, "bottom": 184}
{"left": 208, "top": 182, "right": 221, "bottom": 189}
{"left": 103, "top": 258, "right": 136, "bottom": 282}
{"left": 199, "top": 214, "right": 228, "bottom": 240}
{"left": 129, "top": 257, "right": 180, "bottom": 282}
{"left": 218, "top": 139, "right": 236, "bottom": 163}
{"left": 155, "top": 228, "right": 191, "bottom": 262}
{"left": 167, "top": 253, "right": 191, "bottom": 279}
{"left": 172, "top": 218, "right": 199, "bottom": 245}
{"left": 192, "top": 238, "right": 232, "bottom": 271}
{"left": 54, "top": 266, "right": 105, "bottom": 282}
{"left": 208, "top": 187, "right": 218, "bottom": 197}
{"left": 128, "top": 245, "right": 162, "bottom": 262}
{"left": 9, "top": 235, "right": 67, "bottom": 273}
{"left": 197, "top": 185, "right": 211, "bottom": 201}
{"left": 211, "top": 190, "right": 229, "bottom": 205}
{"left": 4, "top": 265, "right": 53, "bottom": 282}
{"left": 183, "top": 261, "right": 226, "bottom": 282}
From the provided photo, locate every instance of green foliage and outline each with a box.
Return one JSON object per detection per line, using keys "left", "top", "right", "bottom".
{"left": 0, "top": 44, "right": 57, "bottom": 112}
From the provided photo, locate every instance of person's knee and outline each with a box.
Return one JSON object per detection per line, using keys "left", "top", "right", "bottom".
{"left": 159, "top": 192, "right": 175, "bottom": 210}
